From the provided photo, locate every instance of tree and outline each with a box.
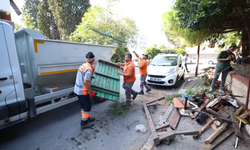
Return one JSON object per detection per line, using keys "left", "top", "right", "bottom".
{"left": 48, "top": 0, "right": 91, "bottom": 40}
{"left": 161, "top": 10, "right": 209, "bottom": 47}
{"left": 69, "top": 6, "right": 138, "bottom": 62}
{"left": 14, "top": 23, "right": 23, "bottom": 31}
{"left": 22, "top": 0, "right": 40, "bottom": 29}
{"left": 174, "top": 0, "right": 250, "bottom": 63}
{"left": 144, "top": 44, "right": 161, "bottom": 60}
{"left": 37, "top": 0, "right": 60, "bottom": 39}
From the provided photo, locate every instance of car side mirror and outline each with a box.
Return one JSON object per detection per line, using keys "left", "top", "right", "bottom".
{"left": 179, "top": 64, "right": 182, "bottom": 67}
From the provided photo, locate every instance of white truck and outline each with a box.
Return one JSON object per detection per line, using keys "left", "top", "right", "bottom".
{"left": 0, "top": 21, "right": 117, "bottom": 129}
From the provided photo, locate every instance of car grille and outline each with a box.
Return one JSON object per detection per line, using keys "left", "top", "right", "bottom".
{"left": 148, "top": 75, "right": 166, "bottom": 78}
{"left": 147, "top": 80, "right": 165, "bottom": 84}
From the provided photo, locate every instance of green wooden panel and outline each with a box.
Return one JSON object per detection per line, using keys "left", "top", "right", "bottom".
{"left": 91, "top": 59, "right": 120, "bottom": 101}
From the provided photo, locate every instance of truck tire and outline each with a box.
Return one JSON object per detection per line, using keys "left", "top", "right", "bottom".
{"left": 92, "top": 96, "right": 107, "bottom": 103}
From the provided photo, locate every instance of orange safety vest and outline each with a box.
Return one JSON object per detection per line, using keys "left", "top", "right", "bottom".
{"left": 123, "top": 60, "right": 136, "bottom": 82}
{"left": 75, "top": 63, "right": 94, "bottom": 95}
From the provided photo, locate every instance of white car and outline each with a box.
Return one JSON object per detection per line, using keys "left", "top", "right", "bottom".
{"left": 133, "top": 58, "right": 139, "bottom": 67}
{"left": 205, "top": 57, "right": 217, "bottom": 65}
{"left": 146, "top": 53, "right": 185, "bottom": 87}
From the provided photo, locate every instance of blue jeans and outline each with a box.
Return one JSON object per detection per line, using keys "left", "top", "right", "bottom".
{"left": 211, "top": 67, "right": 229, "bottom": 90}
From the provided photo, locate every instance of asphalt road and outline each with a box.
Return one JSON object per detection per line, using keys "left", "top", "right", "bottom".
{"left": 0, "top": 67, "right": 187, "bottom": 150}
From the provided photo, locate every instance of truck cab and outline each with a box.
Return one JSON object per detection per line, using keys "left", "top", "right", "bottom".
{"left": 0, "top": 21, "right": 27, "bottom": 128}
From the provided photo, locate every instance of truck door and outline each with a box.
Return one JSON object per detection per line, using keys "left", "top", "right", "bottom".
{"left": 0, "top": 24, "right": 19, "bottom": 122}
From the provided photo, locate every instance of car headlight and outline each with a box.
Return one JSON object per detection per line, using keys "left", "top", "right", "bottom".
{"left": 168, "top": 68, "right": 175, "bottom": 73}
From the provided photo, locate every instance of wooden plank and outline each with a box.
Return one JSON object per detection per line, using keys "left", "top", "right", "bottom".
{"left": 205, "top": 108, "right": 244, "bottom": 144}
{"left": 231, "top": 112, "right": 242, "bottom": 139}
{"left": 206, "top": 108, "right": 223, "bottom": 117}
{"left": 206, "top": 118, "right": 217, "bottom": 131}
{"left": 173, "top": 97, "right": 185, "bottom": 109}
{"left": 143, "top": 102, "right": 160, "bottom": 145}
{"left": 158, "top": 130, "right": 199, "bottom": 141}
{"left": 156, "top": 123, "right": 170, "bottom": 130}
{"left": 201, "top": 127, "right": 234, "bottom": 150}
{"left": 191, "top": 99, "right": 210, "bottom": 119}
{"left": 146, "top": 97, "right": 165, "bottom": 105}
{"left": 169, "top": 108, "right": 181, "bottom": 130}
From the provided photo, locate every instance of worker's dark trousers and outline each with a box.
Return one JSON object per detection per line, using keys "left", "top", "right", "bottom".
{"left": 122, "top": 82, "right": 136, "bottom": 104}
{"left": 140, "top": 75, "right": 150, "bottom": 92}
{"left": 211, "top": 67, "right": 229, "bottom": 90}
{"left": 77, "top": 94, "right": 91, "bottom": 125}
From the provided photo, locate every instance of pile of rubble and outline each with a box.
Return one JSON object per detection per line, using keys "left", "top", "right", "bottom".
{"left": 141, "top": 71, "right": 250, "bottom": 149}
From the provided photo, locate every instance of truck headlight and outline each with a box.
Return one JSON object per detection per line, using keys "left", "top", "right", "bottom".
{"left": 168, "top": 68, "right": 175, "bottom": 73}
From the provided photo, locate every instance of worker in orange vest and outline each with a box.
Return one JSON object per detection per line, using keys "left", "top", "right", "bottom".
{"left": 74, "top": 52, "right": 96, "bottom": 129}
{"left": 117, "top": 53, "right": 138, "bottom": 106}
{"left": 133, "top": 51, "right": 151, "bottom": 95}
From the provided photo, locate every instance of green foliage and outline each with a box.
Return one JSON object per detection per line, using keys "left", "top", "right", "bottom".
{"left": 109, "top": 101, "right": 131, "bottom": 116}
{"left": 158, "top": 45, "right": 167, "bottom": 51}
{"left": 185, "top": 87, "right": 194, "bottom": 95}
{"left": 161, "top": 9, "right": 209, "bottom": 47}
{"left": 48, "top": 0, "right": 91, "bottom": 41}
{"left": 37, "top": 0, "right": 60, "bottom": 39}
{"left": 70, "top": 6, "right": 137, "bottom": 62}
{"left": 171, "top": 48, "right": 186, "bottom": 56}
{"left": 14, "top": 23, "right": 23, "bottom": 31}
{"left": 165, "top": 93, "right": 179, "bottom": 104}
{"left": 144, "top": 44, "right": 161, "bottom": 60}
{"left": 22, "top": 0, "right": 40, "bottom": 29}
{"left": 22, "top": 11, "right": 36, "bottom": 29}
{"left": 174, "top": 0, "right": 250, "bottom": 34}
{"left": 111, "top": 47, "right": 129, "bottom": 63}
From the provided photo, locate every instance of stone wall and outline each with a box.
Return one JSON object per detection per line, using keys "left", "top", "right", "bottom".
{"left": 226, "top": 72, "right": 250, "bottom": 108}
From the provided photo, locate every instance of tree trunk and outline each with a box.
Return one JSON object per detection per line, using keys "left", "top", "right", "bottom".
{"left": 195, "top": 45, "right": 200, "bottom": 76}
{"left": 242, "top": 29, "right": 250, "bottom": 64}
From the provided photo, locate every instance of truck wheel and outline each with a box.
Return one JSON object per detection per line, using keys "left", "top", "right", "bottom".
{"left": 92, "top": 96, "right": 107, "bottom": 103}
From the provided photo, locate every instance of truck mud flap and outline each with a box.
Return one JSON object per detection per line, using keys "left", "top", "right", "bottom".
{"left": 27, "top": 98, "right": 37, "bottom": 118}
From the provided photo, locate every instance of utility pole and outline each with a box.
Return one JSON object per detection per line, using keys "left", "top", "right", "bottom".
{"left": 195, "top": 45, "right": 200, "bottom": 76}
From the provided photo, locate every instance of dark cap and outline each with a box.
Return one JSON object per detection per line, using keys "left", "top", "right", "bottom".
{"left": 86, "top": 52, "right": 95, "bottom": 59}
{"left": 229, "top": 43, "right": 239, "bottom": 49}
{"left": 143, "top": 54, "right": 148, "bottom": 58}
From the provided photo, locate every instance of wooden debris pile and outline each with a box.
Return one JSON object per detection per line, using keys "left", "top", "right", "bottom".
{"left": 142, "top": 91, "right": 250, "bottom": 149}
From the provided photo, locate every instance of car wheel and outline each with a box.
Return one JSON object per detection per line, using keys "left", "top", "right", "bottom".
{"left": 181, "top": 72, "right": 185, "bottom": 80}
{"left": 208, "top": 61, "right": 213, "bottom": 65}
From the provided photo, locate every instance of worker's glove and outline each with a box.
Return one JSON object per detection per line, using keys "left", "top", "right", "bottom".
{"left": 117, "top": 62, "right": 120, "bottom": 65}
{"left": 118, "top": 72, "right": 122, "bottom": 75}
{"left": 90, "top": 91, "right": 96, "bottom": 97}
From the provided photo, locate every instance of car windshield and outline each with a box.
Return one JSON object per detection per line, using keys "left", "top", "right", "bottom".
{"left": 150, "top": 56, "right": 178, "bottom": 66}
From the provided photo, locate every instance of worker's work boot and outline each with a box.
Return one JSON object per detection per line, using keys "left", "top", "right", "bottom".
{"left": 209, "top": 88, "right": 214, "bottom": 92}
{"left": 139, "top": 91, "right": 144, "bottom": 95}
{"left": 132, "top": 92, "right": 138, "bottom": 100}
{"left": 87, "top": 117, "right": 95, "bottom": 122}
{"left": 146, "top": 89, "right": 151, "bottom": 92}
{"left": 81, "top": 122, "right": 94, "bottom": 129}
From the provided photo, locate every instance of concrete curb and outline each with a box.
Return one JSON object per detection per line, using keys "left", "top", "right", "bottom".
{"left": 178, "top": 77, "right": 191, "bottom": 93}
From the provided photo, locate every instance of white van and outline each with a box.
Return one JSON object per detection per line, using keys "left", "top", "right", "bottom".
{"left": 146, "top": 53, "right": 185, "bottom": 87}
